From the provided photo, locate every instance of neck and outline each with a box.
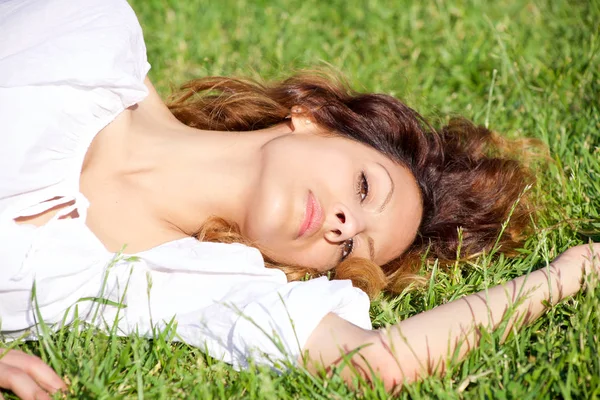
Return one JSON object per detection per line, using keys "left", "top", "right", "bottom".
{"left": 115, "top": 98, "right": 291, "bottom": 237}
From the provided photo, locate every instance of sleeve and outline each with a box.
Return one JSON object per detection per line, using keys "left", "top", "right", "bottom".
{"left": 177, "top": 277, "right": 372, "bottom": 370}
{"left": 100, "top": 242, "right": 372, "bottom": 371}
{"left": 0, "top": 235, "right": 371, "bottom": 370}
{"left": 0, "top": 0, "right": 150, "bottom": 95}
{"left": 0, "top": 0, "right": 150, "bottom": 204}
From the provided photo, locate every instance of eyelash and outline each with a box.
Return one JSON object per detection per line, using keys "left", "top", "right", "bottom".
{"left": 356, "top": 171, "right": 369, "bottom": 203}
{"left": 340, "top": 238, "right": 354, "bottom": 262}
{"left": 340, "top": 171, "right": 369, "bottom": 262}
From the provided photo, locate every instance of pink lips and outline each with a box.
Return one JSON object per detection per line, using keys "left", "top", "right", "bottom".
{"left": 298, "top": 191, "right": 324, "bottom": 238}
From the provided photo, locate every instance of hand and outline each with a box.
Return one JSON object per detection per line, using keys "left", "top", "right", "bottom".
{"left": 0, "top": 348, "right": 65, "bottom": 400}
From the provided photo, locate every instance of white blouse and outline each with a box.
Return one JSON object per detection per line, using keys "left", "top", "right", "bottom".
{"left": 0, "top": 0, "right": 371, "bottom": 369}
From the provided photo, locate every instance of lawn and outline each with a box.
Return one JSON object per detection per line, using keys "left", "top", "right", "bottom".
{"left": 4, "top": 0, "right": 600, "bottom": 398}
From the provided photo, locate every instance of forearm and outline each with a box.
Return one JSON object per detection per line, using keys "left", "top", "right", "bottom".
{"left": 378, "top": 244, "right": 597, "bottom": 384}
{"left": 303, "top": 244, "right": 599, "bottom": 389}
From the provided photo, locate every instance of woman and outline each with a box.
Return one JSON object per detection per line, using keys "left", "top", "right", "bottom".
{"left": 0, "top": 0, "right": 598, "bottom": 399}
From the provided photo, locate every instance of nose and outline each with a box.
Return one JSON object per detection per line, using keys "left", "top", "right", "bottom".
{"left": 324, "top": 203, "right": 364, "bottom": 243}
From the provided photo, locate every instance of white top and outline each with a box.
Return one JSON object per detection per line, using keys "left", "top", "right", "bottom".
{"left": 0, "top": 0, "right": 371, "bottom": 369}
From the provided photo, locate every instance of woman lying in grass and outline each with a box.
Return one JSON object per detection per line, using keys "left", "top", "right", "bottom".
{"left": 1, "top": 0, "right": 598, "bottom": 399}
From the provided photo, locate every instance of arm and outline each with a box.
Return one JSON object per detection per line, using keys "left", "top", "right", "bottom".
{"left": 302, "top": 243, "right": 600, "bottom": 389}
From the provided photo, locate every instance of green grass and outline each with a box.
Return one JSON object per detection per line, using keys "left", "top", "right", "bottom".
{"left": 4, "top": 0, "right": 600, "bottom": 398}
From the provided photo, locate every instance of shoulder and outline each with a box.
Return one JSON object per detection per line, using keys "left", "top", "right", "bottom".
{"left": 0, "top": 0, "right": 151, "bottom": 205}
{"left": 0, "top": 0, "right": 141, "bottom": 44}
{"left": 121, "top": 239, "right": 373, "bottom": 368}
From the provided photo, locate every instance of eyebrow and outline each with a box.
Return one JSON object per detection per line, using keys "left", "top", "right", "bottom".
{"left": 367, "top": 164, "right": 396, "bottom": 262}
{"left": 377, "top": 163, "right": 395, "bottom": 213}
{"left": 368, "top": 236, "right": 375, "bottom": 261}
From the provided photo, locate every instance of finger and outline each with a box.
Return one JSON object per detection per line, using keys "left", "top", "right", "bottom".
{"left": 0, "top": 363, "right": 52, "bottom": 400}
{"left": 0, "top": 349, "right": 66, "bottom": 393}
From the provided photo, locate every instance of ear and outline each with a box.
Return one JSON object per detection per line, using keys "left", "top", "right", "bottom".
{"left": 289, "top": 105, "right": 314, "bottom": 134}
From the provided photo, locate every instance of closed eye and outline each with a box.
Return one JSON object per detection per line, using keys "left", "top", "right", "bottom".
{"left": 357, "top": 171, "right": 369, "bottom": 203}
{"left": 339, "top": 237, "right": 354, "bottom": 262}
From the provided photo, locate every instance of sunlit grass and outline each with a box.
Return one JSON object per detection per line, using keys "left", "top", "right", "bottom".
{"left": 3, "top": 0, "right": 600, "bottom": 398}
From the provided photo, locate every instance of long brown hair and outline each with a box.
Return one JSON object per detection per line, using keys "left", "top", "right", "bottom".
{"left": 167, "top": 72, "right": 534, "bottom": 298}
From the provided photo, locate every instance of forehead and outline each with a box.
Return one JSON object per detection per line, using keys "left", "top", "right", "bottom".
{"left": 340, "top": 138, "right": 422, "bottom": 265}
{"left": 374, "top": 161, "right": 423, "bottom": 265}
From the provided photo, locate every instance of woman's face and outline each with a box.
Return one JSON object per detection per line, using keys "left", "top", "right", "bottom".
{"left": 242, "top": 118, "right": 423, "bottom": 271}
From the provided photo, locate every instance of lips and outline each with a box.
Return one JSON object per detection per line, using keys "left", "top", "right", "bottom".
{"left": 298, "top": 191, "right": 324, "bottom": 238}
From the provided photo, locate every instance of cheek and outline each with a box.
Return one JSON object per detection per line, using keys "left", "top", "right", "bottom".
{"left": 242, "top": 171, "right": 295, "bottom": 249}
